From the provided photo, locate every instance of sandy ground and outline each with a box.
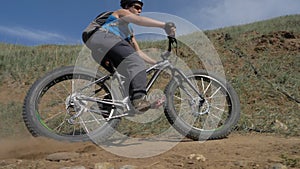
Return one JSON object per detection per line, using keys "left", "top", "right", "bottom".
{"left": 0, "top": 133, "right": 299, "bottom": 169}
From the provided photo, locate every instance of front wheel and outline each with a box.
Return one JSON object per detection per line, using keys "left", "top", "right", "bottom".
{"left": 164, "top": 70, "right": 240, "bottom": 140}
{"left": 23, "top": 66, "right": 120, "bottom": 142}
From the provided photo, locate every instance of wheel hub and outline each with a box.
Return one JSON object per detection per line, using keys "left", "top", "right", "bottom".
{"left": 190, "top": 98, "right": 210, "bottom": 116}
{"left": 65, "top": 93, "right": 87, "bottom": 124}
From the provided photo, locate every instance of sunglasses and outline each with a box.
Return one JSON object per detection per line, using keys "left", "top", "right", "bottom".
{"left": 132, "top": 4, "right": 142, "bottom": 11}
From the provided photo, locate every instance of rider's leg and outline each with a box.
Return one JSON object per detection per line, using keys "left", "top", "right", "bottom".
{"left": 105, "top": 41, "right": 151, "bottom": 112}
{"left": 105, "top": 42, "right": 147, "bottom": 93}
{"left": 85, "top": 30, "right": 150, "bottom": 112}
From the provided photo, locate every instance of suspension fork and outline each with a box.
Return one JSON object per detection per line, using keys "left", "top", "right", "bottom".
{"left": 172, "top": 68, "right": 205, "bottom": 102}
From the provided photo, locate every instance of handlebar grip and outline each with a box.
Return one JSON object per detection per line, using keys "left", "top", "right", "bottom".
{"left": 164, "top": 22, "right": 176, "bottom": 35}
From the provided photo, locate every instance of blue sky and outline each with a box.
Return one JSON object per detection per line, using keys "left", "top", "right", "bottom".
{"left": 0, "top": 0, "right": 299, "bottom": 46}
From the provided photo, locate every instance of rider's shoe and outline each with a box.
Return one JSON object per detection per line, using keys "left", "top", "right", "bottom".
{"left": 132, "top": 96, "right": 151, "bottom": 113}
{"left": 150, "top": 96, "right": 166, "bottom": 109}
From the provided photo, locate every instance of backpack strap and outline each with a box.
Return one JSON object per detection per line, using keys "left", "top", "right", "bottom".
{"left": 94, "top": 11, "right": 114, "bottom": 26}
{"left": 82, "top": 11, "right": 113, "bottom": 43}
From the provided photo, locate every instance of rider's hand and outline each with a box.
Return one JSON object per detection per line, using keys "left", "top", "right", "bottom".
{"left": 164, "top": 22, "right": 176, "bottom": 38}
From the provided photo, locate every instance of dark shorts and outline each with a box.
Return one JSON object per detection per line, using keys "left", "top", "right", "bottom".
{"left": 85, "top": 30, "right": 147, "bottom": 99}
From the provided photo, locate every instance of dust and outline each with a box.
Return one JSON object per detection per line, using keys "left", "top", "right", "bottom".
{"left": 0, "top": 136, "right": 95, "bottom": 160}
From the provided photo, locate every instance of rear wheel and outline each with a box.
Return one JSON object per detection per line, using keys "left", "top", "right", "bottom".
{"left": 23, "top": 66, "right": 120, "bottom": 142}
{"left": 164, "top": 70, "right": 240, "bottom": 140}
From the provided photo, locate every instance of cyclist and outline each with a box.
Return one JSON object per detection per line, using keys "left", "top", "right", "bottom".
{"left": 83, "top": 0, "right": 176, "bottom": 112}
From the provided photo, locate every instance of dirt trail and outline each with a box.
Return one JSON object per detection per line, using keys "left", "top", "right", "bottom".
{"left": 0, "top": 133, "right": 299, "bottom": 169}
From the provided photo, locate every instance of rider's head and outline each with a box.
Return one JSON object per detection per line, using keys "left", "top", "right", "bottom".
{"left": 120, "top": 0, "right": 143, "bottom": 14}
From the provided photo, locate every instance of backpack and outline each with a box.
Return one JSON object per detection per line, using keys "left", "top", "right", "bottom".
{"left": 82, "top": 11, "right": 113, "bottom": 43}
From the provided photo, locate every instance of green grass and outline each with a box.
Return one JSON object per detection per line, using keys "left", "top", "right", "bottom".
{"left": 280, "top": 154, "right": 300, "bottom": 168}
{"left": 0, "top": 14, "right": 299, "bottom": 138}
{"left": 0, "top": 44, "right": 80, "bottom": 84}
{"left": 207, "top": 14, "right": 300, "bottom": 40}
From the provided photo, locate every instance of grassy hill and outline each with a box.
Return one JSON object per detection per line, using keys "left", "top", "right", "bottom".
{"left": 204, "top": 15, "right": 300, "bottom": 136}
{"left": 0, "top": 15, "right": 299, "bottom": 138}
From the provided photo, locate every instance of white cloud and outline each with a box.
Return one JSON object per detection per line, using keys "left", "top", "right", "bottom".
{"left": 0, "top": 26, "right": 76, "bottom": 45}
{"left": 188, "top": 0, "right": 300, "bottom": 29}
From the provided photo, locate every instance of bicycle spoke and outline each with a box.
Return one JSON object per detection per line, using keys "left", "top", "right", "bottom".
{"left": 201, "top": 78, "right": 205, "bottom": 92}
{"left": 61, "top": 79, "right": 72, "bottom": 95}
{"left": 203, "top": 81, "right": 212, "bottom": 95}
{"left": 54, "top": 120, "right": 66, "bottom": 133}
{"left": 208, "top": 87, "right": 221, "bottom": 99}
{"left": 211, "top": 105, "right": 225, "bottom": 112}
{"left": 88, "top": 111, "right": 101, "bottom": 124}
{"left": 173, "top": 94, "right": 184, "bottom": 101}
{"left": 47, "top": 89, "right": 67, "bottom": 104}
{"left": 209, "top": 112, "right": 222, "bottom": 121}
{"left": 44, "top": 111, "right": 65, "bottom": 123}
{"left": 80, "top": 117, "right": 90, "bottom": 134}
{"left": 212, "top": 103, "right": 231, "bottom": 107}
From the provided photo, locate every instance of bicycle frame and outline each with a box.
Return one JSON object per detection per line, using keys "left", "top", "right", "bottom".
{"left": 146, "top": 59, "right": 204, "bottom": 99}
{"left": 70, "top": 38, "right": 205, "bottom": 120}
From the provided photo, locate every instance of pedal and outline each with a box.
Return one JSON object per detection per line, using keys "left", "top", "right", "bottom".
{"left": 123, "top": 109, "right": 147, "bottom": 117}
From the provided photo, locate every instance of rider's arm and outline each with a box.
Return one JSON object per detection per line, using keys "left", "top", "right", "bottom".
{"left": 131, "top": 36, "right": 157, "bottom": 65}
{"left": 115, "top": 9, "right": 165, "bottom": 28}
